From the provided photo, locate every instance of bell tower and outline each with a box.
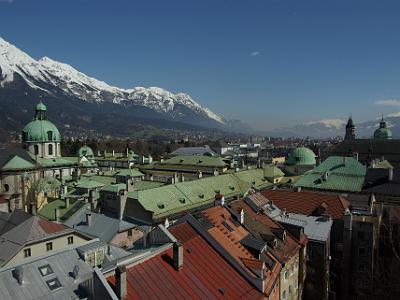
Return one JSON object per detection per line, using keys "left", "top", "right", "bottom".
{"left": 345, "top": 116, "right": 355, "bottom": 140}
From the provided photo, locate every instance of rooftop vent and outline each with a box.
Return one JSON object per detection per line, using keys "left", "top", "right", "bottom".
{"left": 13, "top": 266, "right": 24, "bottom": 285}
{"left": 157, "top": 203, "right": 165, "bottom": 209}
{"left": 178, "top": 198, "right": 186, "bottom": 204}
{"left": 71, "top": 265, "right": 79, "bottom": 280}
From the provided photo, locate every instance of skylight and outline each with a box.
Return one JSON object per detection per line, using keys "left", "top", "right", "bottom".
{"left": 46, "top": 278, "right": 62, "bottom": 291}
{"left": 38, "top": 264, "right": 54, "bottom": 277}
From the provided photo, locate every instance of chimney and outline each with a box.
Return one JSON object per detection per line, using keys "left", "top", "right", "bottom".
{"left": 65, "top": 198, "right": 70, "bottom": 208}
{"left": 240, "top": 209, "right": 245, "bottom": 225}
{"left": 118, "top": 190, "right": 128, "bottom": 220}
{"left": 112, "top": 149, "right": 115, "bottom": 157}
{"left": 173, "top": 242, "right": 184, "bottom": 271}
{"left": 85, "top": 211, "right": 92, "bottom": 226}
{"left": 214, "top": 192, "right": 225, "bottom": 206}
{"left": 116, "top": 265, "right": 127, "bottom": 300}
{"left": 164, "top": 218, "right": 170, "bottom": 228}
{"left": 296, "top": 186, "right": 302, "bottom": 192}
{"left": 354, "top": 152, "right": 359, "bottom": 161}
{"left": 29, "top": 203, "right": 37, "bottom": 216}
{"left": 389, "top": 167, "right": 394, "bottom": 181}
{"left": 54, "top": 208, "right": 60, "bottom": 222}
{"left": 14, "top": 266, "right": 24, "bottom": 285}
{"left": 198, "top": 171, "right": 203, "bottom": 179}
{"left": 71, "top": 265, "right": 79, "bottom": 280}
{"left": 97, "top": 150, "right": 101, "bottom": 157}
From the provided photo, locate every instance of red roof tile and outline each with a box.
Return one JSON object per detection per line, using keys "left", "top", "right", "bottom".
{"left": 109, "top": 223, "right": 264, "bottom": 300}
{"left": 261, "top": 189, "right": 349, "bottom": 219}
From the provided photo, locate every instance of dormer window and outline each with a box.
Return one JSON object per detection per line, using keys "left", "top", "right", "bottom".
{"left": 157, "top": 203, "right": 165, "bottom": 209}
{"left": 47, "top": 131, "right": 53, "bottom": 140}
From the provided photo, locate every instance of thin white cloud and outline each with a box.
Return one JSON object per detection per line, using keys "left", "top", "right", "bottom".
{"left": 375, "top": 99, "right": 400, "bottom": 106}
{"left": 250, "top": 51, "right": 260, "bottom": 56}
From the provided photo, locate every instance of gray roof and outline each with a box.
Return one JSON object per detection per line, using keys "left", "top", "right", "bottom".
{"left": 0, "top": 211, "right": 72, "bottom": 266}
{"left": 276, "top": 213, "right": 332, "bottom": 242}
{"left": 65, "top": 206, "right": 136, "bottom": 243}
{"left": 0, "top": 242, "right": 105, "bottom": 300}
{"left": 171, "top": 146, "right": 217, "bottom": 157}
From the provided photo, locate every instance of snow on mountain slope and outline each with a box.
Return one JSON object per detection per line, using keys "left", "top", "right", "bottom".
{"left": 0, "top": 36, "right": 225, "bottom": 124}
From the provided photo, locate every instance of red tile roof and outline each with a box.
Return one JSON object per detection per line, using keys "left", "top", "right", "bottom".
{"left": 261, "top": 189, "right": 349, "bottom": 219}
{"left": 109, "top": 223, "right": 264, "bottom": 300}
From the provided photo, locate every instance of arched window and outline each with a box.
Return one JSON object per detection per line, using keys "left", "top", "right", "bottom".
{"left": 48, "top": 144, "right": 53, "bottom": 155}
{"left": 4, "top": 184, "right": 9, "bottom": 192}
{"left": 47, "top": 131, "right": 53, "bottom": 140}
{"left": 34, "top": 145, "right": 39, "bottom": 155}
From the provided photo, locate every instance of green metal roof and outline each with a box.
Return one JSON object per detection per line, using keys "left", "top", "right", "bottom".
{"left": 33, "top": 156, "right": 76, "bottom": 168}
{"left": 36, "top": 102, "right": 47, "bottom": 111}
{"left": 75, "top": 179, "right": 105, "bottom": 189}
{"left": 38, "top": 199, "right": 81, "bottom": 221}
{"left": 128, "top": 168, "right": 275, "bottom": 219}
{"left": 133, "top": 181, "right": 166, "bottom": 191}
{"left": 161, "top": 155, "right": 228, "bottom": 167}
{"left": 374, "top": 127, "right": 392, "bottom": 140}
{"left": 101, "top": 183, "right": 127, "bottom": 193}
{"left": 116, "top": 168, "right": 144, "bottom": 177}
{"left": 286, "top": 147, "right": 316, "bottom": 166}
{"left": 1, "top": 155, "right": 36, "bottom": 171}
{"left": 295, "top": 156, "right": 366, "bottom": 192}
{"left": 263, "top": 165, "right": 285, "bottom": 178}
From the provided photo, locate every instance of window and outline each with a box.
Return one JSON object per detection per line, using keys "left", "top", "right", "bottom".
{"left": 4, "top": 184, "right": 9, "bottom": 192}
{"left": 127, "top": 229, "right": 133, "bottom": 237}
{"left": 24, "top": 248, "right": 31, "bottom": 258}
{"left": 47, "top": 131, "right": 53, "bottom": 140}
{"left": 284, "top": 271, "right": 288, "bottom": 280}
{"left": 46, "top": 278, "right": 62, "bottom": 291}
{"left": 38, "top": 264, "right": 54, "bottom": 276}
{"left": 46, "top": 242, "right": 53, "bottom": 251}
{"left": 68, "top": 236, "right": 74, "bottom": 245}
{"left": 34, "top": 145, "right": 39, "bottom": 155}
{"left": 358, "top": 247, "right": 366, "bottom": 256}
{"left": 48, "top": 144, "right": 53, "bottom": 155}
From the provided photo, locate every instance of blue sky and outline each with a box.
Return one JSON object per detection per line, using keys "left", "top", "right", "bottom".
{"left": 1, "top": 0, "right": 400, "bottom": 130}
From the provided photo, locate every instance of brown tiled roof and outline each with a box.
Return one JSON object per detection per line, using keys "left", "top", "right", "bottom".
{"left": 108, "top": 222, "right": 264, "bottom": 299}
{"left": 200, "top": 206, "right": 281, "bottom": 296}
{"left": 230, "top": 199, "right": 303, "bottom": 263}
{"left": 261, "top": 189, "right": 349, "bottom": 219}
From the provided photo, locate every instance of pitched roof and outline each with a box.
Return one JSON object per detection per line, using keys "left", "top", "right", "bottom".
{"left": 64, "top": 207, "right": 136, "bottom": 242}
{"left": 0, "top": 212, "right": 72, "bottom": 266}
{"left": 229, "top": 199, "right": 302, "bottom": 263}
{"left": 108, "top": 222, "right": 264, "bottom": 299}
{"left": 1, "top": 155, "right": 36, "bottom": 171}
{"left": 115, "top": 168, "right": 144, "bottom": 177}
{"left": 171, "top": 146, "right": 217, "bottom": 156}
{"left": 128, "top": 169, "right": 275, "bottom": 220}
{"left": 261, "top": 189, "right": 350, "bottom": 220}
{"left": 362, "top": 168, "right": 400, "bottom": 196}
{"left": 295, "top": 156, "right": 366, "bottom": 192}
{"left": 160, "top": 155, "right": 228, "bottom": 167}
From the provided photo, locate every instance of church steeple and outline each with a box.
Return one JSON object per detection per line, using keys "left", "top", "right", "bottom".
{"left": 345, "top": 115, "right": 355, "bottom": 140}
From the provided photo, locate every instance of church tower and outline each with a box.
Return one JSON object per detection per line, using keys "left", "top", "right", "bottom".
{"left": 345, "top": 116, "right": 355, "bottom": 140}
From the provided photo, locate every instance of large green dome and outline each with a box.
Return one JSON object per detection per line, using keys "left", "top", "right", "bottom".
{"left": 78, "top": 145, "right": 94, "bottom": 157}
{"left": 286, "top": 147, "right": 316, "bottom": 166}
{"left": 22, "top": 119, "right": 61, "bottom": 142}
{"left": 22, "top": 102, "right": 61, "bottom": 143}
{"left": 374, "top": 117, "right": 392, "bottom": 140}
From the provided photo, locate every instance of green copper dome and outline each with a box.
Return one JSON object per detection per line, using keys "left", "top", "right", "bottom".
{"left": 78, "top": 145, "right": 94, "bottom": 157}
{"left": 374, "top": 117, "right": 392, "bottom": 140}
{"left": 36, "top": 102, "right": 47, "bottom": 111}
{"left": 22, "top": 102, "right": 61, "bottom": 143}
{"left": 286, "top": 147, "right": 316, "bottom": 166}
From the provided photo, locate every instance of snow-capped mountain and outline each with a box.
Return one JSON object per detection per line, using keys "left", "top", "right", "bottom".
{"left": 266, "top": 117, "right": 400, "bottom": 138}
{"left": 0, "top": 36, "right": 225, "bottom": 129}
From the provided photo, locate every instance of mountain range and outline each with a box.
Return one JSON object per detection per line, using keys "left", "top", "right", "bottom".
{"left": 0, "top": 36, "right": 250, "bottom": 141}
{"left": 266, "top": 116, "right": 400, "bottom": 138}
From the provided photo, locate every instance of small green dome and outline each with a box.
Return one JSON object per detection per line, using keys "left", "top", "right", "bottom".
{"left": 374, "top": 117, "right": 392, "bottom": 140}
{"left": 374, "top": 127, "right": 392, "bottom": 140}
{"left": 36, "top": 102, "right": 47, "bottom": 111}
{"left": 78, "top": 145, "right": 94, "bottom": 157}
{"left": 286, "top": 147, "right": 316, "bottom": 166}
{"left": 22, "top": 119, "right": 61, "bottom": 142}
